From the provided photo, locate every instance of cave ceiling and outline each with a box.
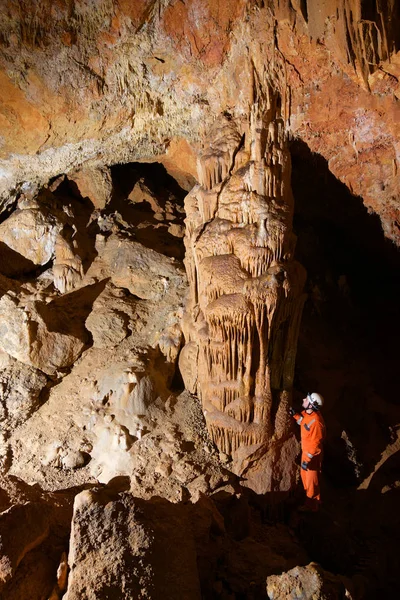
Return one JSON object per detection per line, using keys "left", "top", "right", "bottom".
{"left": 0, "top": 0, "right": 399, "bottom": 242}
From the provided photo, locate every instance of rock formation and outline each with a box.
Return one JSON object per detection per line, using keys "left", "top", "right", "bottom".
{"left": 64, "top": 489, "right": 202, "bottom": 600}
{"left": 53, "top": 233, "right": 84, "bottom": 294}
{"left": 182, "top": 86, "right": 306, "bottom": 491}
{"left": 0, "top": 0, "right": 398, "bottom": 598}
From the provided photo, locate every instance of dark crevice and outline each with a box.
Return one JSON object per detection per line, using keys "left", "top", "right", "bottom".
{"left": 299, "top": 0, "right": 308, "bottom": 23}
{"left": 291, "top": 139, "right": 400, "bottom": 452}
{"left": 52, "top": 177, "right": 99, "bottom": 273}
{"left": 107, "top": 162, "right": 187, "bottom": 259}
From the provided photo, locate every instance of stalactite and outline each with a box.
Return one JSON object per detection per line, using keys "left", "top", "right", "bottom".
{"left": 182, "top": 92, "right": 306, "bottom": 490}
{"left": 53, "top": 234, "right": 83, "bottom": 294}
{"left": 207, "top": 420, "right": 268, "bottom": 455}
{"left": 197, "top": 118, "right": 242, "bottom": 191}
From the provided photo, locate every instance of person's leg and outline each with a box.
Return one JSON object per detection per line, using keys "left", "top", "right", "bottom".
{"left": 303, "top": 468, "right": 320, "bottom": 510}
{"left": 300, "top": 455, "right": 321, "bottom": 511}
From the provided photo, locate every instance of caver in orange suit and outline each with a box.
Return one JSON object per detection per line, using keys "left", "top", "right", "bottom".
{"left": 292, "top": 398, "right": 326, "bottom": 511}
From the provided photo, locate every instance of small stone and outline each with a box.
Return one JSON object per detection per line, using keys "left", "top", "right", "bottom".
{"left": 80, "top": 441, "right": 93, "bottom": 453}
{"left": 168, "top": 223, "right": 185, "bottom": 237}
{"left": 61, "top": 451, "right": 87, "bottom": 470}
{"left": 57, "top": 552, "right": 68, "bottom": 591}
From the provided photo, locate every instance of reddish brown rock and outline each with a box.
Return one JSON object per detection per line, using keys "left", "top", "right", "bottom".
{"left": 68, "top": 166, "right": 112, "bottom": 210}
{"left": 0, "top": 71, "right": 50, "bottom": 156}
{"left": 0, "top": 0, "right": 398, "bottom": 245}
{"left": 163, "top": 0, "right": 247, "bottom": 67}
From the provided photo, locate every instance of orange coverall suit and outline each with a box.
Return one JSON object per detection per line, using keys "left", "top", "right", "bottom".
{"left": 292, "top": 410, "right": 326, "bottom": 509}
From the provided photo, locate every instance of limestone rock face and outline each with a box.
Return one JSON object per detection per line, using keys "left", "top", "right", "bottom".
{"left": 0, "top": 291, "right": 88, "bottom": 375}
{"left": 0, "top": 0, "right": 398, "bottom": 245}
{"left": 178, "top": 340, "right": 199, "bottom": 394}
{"left": 266, "top": 563, "right": 354, "bottom": 600}
{"left": 0, "top": 206, "right": 63, "bottom": 276}
{"left": 183, "top": 92, "right": 306, "bottom": 492}
{"left": 89, "top": 233, "right": 186, "bottom": 303}
{"left": 0, "top": 502, "right": 53, "bottom": 591}
{"left": 64, "top": 489, "right": 201, "bottom": 600}
{"left": 53, "top": 233, "right": 84, "bottom": 294}
{"left": 85, "top": 306, "right": 128, "bottom": 349}
{"left": 0, "top": 350, "right": 47, "bottom": 431}
{"left": 7, "top": 225, "right": 188, "bottom": 486}
{"left": 0, "top": 2, "right": 398, "bottom": 597}
{"left": 68, "top": 166, "right": 112, "bottom": 210}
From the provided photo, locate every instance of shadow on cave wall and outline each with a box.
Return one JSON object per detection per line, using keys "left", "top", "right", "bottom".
{"left": 107, "top": 162, "right": 187, "bottom": 259}
{"left": 50, "top": 176, "right": 99, "bottom": 275}
{"left": 290, "top": 140, "right": 400, "bottom": 598}
{"left": 291, "top": 139, "right": 400, "bottom": 486}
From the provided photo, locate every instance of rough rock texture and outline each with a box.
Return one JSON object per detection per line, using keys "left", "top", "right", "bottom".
{"left": 0, "top": 349, "right": 48, "bottom": 432}
{"left": 68, "top": 166, "right": 113, "bottom": 210}
{"left": 182, "top": 95, "right": 306, "bottom": 492}
{"left": 0, "top": 1, "right": 398, "bottom": 243}
{"left": 88, "top": 232, "right": 186, "bottom": 302}
{"left": 0, "top": 290, "right": 89, "bottom": 375}
{"left": 0, "top": 204, "right": 63, "bottom": 274}
{"left": 0, "top": 502, "right": 53, "bottom": 590}
{"left": 64, "top": 489, "right": 202, "bottom": 600}
{"left": 266, "top": 563, "right": 354, "bottom": 600}
{"left": 7, "top": 274, "right": 188, "bottom": 489}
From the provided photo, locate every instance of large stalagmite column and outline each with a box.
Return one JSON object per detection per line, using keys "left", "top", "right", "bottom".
{"left": 181, "top": 86, "right": 306, "bottom": 493}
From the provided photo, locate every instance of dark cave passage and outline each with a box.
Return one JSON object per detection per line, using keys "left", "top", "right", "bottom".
{"left": 291, "top": 138, "right": 400, "bottom": 476}
{"left": 290, "top": 139, "right": 400, "bottom": 598}
{"left": 107, "top": 162, "right": 187, "bottom": 259}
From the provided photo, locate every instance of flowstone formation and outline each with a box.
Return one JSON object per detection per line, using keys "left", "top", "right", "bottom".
{"left": 181, "top": 87, "right": 306, "bottom": 493}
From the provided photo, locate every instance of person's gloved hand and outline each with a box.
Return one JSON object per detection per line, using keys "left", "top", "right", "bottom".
{"left": 289, "top": 407, "right": 296, "bottom": 417}
{"left": 301, "top": 461, "right": 309, "bottom": 471}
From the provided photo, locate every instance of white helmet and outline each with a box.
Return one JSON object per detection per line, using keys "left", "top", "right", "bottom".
{"left": 307, "top": 392, "right": 324, "bottom": 410}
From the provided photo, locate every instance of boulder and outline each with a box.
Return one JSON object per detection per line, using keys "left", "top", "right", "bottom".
{"left": 68, "top": 166, "right": 112, "bottom": 210}
{"left": 0, "top": 206, "right": 63, "bottom": 276}
{"left": 0, "top": 292, "right": 88, "bottom": 375}
{"left": 86, "top": 309, "right": 128, "bottom": 348}
{"left": 64, "top": 489, "right": 201, "bottom": 600}
{"left": 89, "top": 233, "right": 187, "bottom": 303}
{"left": 266, "top": 563, "right": 355, "bottom": 600}
{"left": 85, "top": 285, "right": 131, "bottom": 349}
{"left": 128, "top": 178, "right": 164, "bottom": 214}
{"left": 0, "top": 350, "right": 48, "bottom": 429}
